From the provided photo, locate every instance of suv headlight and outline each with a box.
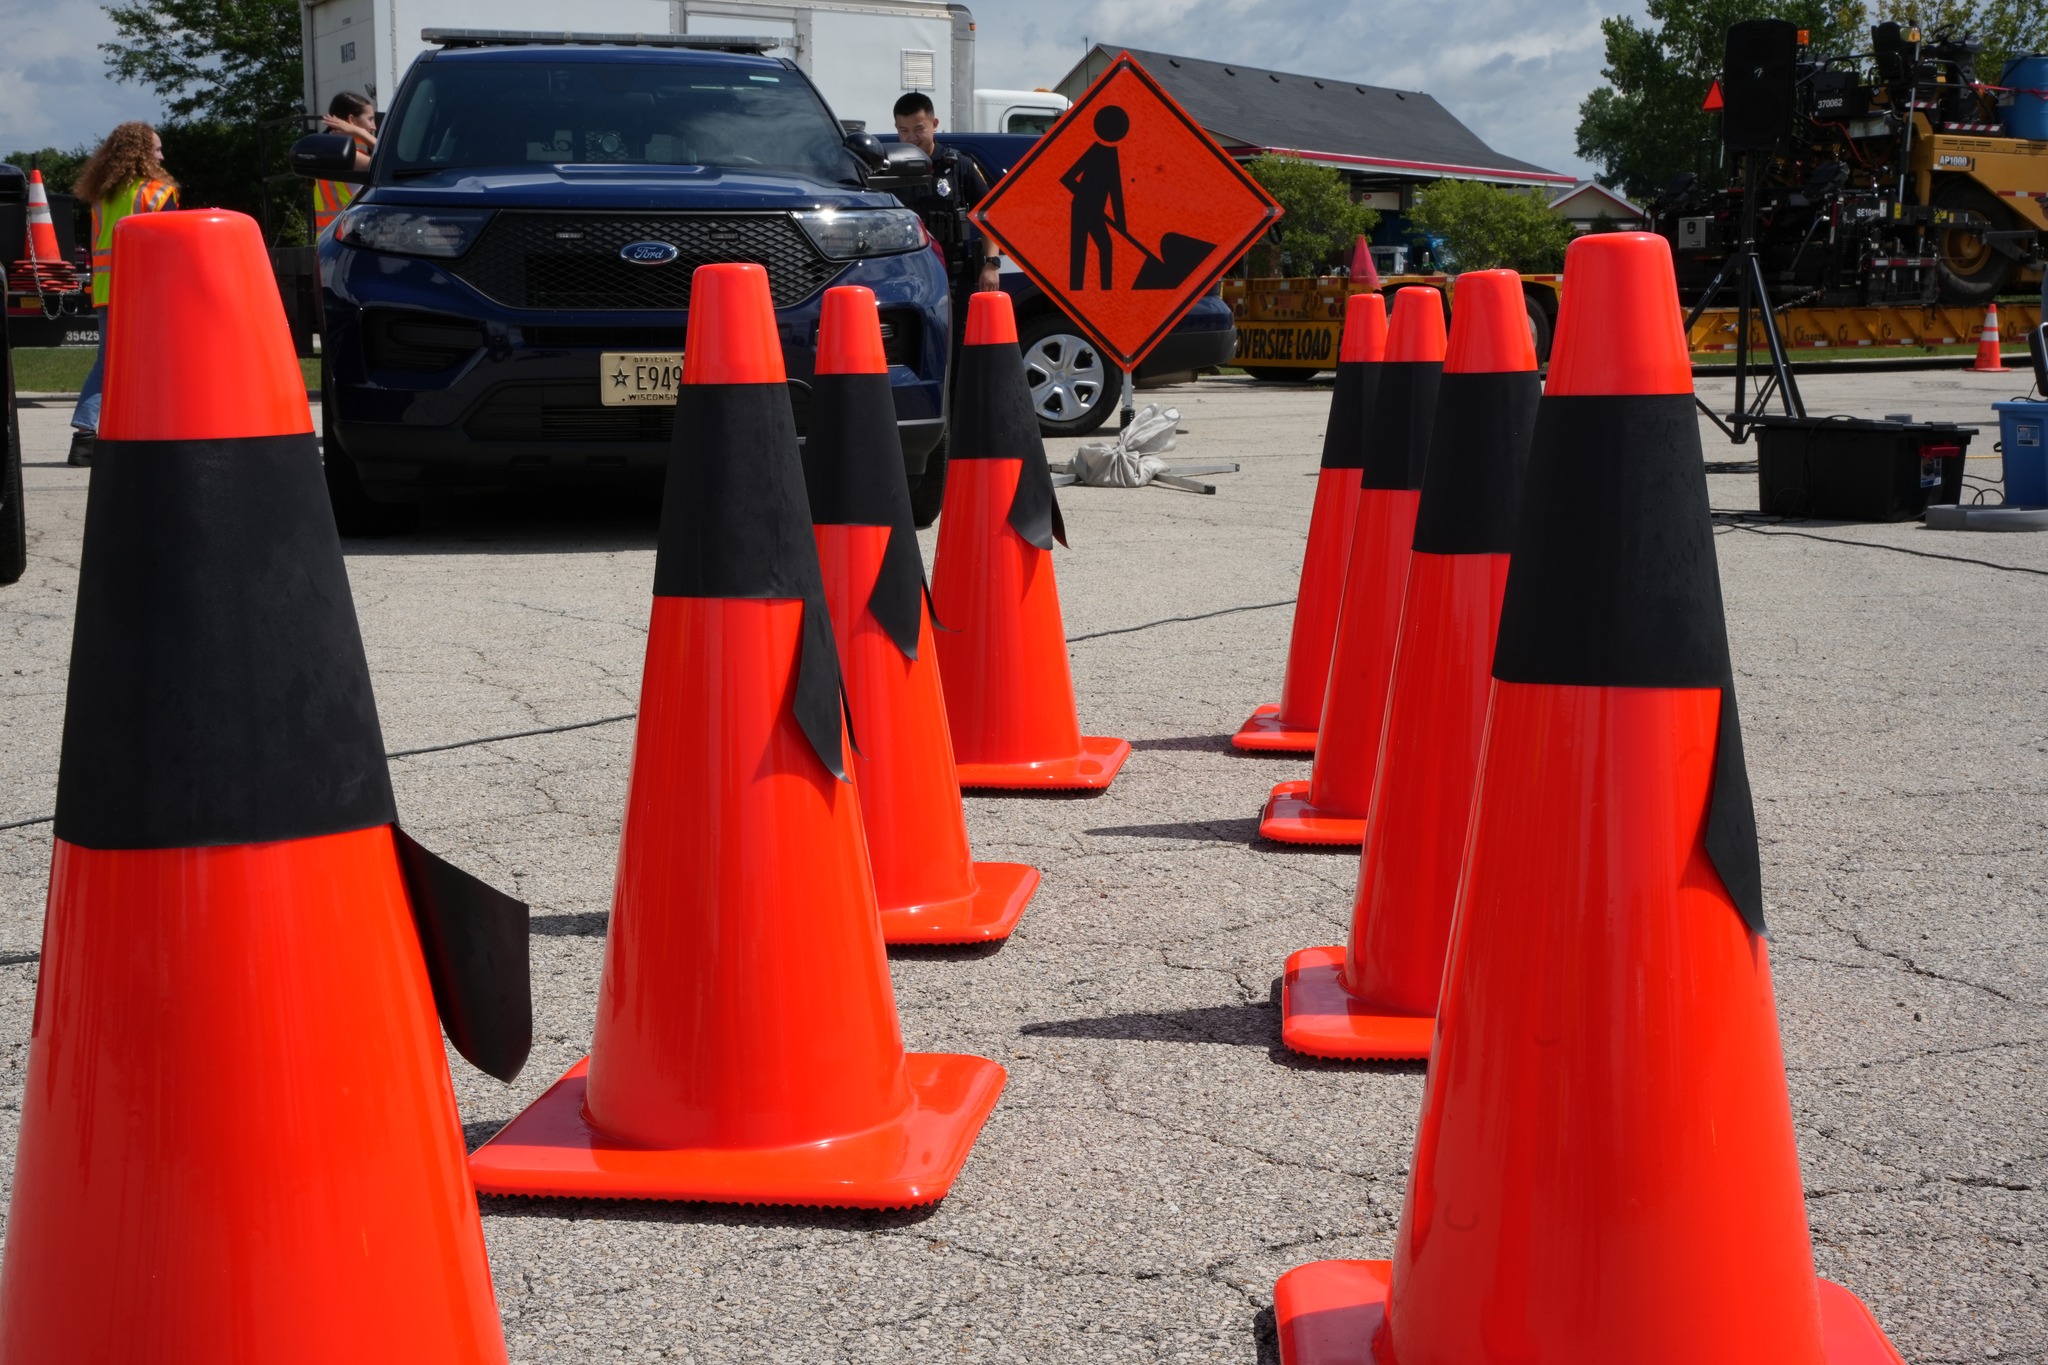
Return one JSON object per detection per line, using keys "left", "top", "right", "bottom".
{"left": 792, "top": 208, "right": 927, "bottom": 260}
{"left": 334, "top": 205, "right": 494, "bottom": 259}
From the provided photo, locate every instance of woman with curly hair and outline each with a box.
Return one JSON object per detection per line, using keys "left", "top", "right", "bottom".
{"left": 68, "top": 121, "right": 179, "bottom": 466}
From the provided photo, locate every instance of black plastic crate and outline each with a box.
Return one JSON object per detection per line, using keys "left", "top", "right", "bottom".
{"left": 1753, "top": 415, "right": 1974, "bottom": 521}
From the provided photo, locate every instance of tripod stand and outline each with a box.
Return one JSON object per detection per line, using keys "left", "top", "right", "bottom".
{"left": 1682, "top": 152, "right": 1806, "bottom": 443}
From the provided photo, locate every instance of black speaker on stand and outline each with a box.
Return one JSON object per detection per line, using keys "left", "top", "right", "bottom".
{"left": 1683, "top": 19, "right": 1806, "bottom": 445}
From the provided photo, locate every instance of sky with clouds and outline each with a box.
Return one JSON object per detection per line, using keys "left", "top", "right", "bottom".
{"left": 2, "top": 0, "right": 1646, "bottom": 177}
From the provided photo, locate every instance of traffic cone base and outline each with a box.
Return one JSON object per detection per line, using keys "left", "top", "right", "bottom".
{"left": 1270, "top": 1261, "right": 1904, "bottom": 1365}
{"left": 1279, "top": 945, "right": 1434, "bottom": 1060}
{"left": 956, "top": 733, "right": 1132, "bottom": 790}
{"left": 1231, "top": 703, "right": 1320, "bottom": 753}
{"left": 469, "top": 1052, "right": 1005, "bottom": 1209}
{"left": 1259, "top": 780, "right": 1367, "bottom": 845}
{"left": 880, "top": 860, "right": 1041, "bottom": 944}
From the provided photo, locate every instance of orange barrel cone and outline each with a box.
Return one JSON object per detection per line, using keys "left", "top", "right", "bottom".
{"left": 1271, "top": 233, "right": 1906, "bottom": 1365}
{"left": 1281, "top": 271, "right": 1537, "bottom": 1059}
{"left": 1261, "top": 288, "right": 1445, "bottom": 843}
{"left": 469, "top": 264, "right": 1005, "bottom": 1207}
{"left": 804, "top": 285, "right": 1040, "bottom": 944}
{"left": 931, "top": 290, "right": 1130, "bottom": 790}
{"left": 1971, "top": 300, "right": 2007, "bottom": 372}
{"left": 0, "top": 210, "right": 528, "bottom": 1365}
{"left": 1234, "top": 292, "right": 1387, "bottom": 753}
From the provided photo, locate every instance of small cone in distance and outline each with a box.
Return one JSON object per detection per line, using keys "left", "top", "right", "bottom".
{"left": 1281, "top": 270, "right": 1538, "bottom": 1059}
{"left": 0, "top": 210, "right": 521, "bottom": 1365}
{"left": 804, "top": 285, "right": 1040, "bottom": 944}
{"left": 931, "top": 290, "right": 1130, "bottom": 790}
{"left": 6, "top": 169, "right": 80, "bottom": 292}
{"left": 1971, "top": 300, "right": 2007, "bottom": 372}
{"left": 1234, "top": 291, "right": 1387, "bottom": 753}
{"left": 1261, "top": 287, "right": 1445, "bottom": 844}
{"left": 1271, "top": 233, "right": 1905, "bottom": 1365}
{"left": 469, "top": 264, "right": 1005, "bottom": 1207}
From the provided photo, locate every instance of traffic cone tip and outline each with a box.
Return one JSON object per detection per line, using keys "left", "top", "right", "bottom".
{"left": 1384, "top": 287, "right": 1447, "bottom": 363}
{"left": 1543, "top": 232, "right": 1692, "bottom": 396}
{"left": 965, "top": 289, "right": 1019, "bottom": 346}
{"left": 1445, "top": 269, "right": 1537, "bottom": 374}
{"left": 1338, "top": 292, "right": 1387, "bottom": 364}
{"left": 816, "top": 285, "right": 890, "bottom": 375}
{"left": 683, "top": 262, "right": 786, "bottom": 385}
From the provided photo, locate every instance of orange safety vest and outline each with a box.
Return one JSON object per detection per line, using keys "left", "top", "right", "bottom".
{"left": 91, "top": 177, "right": 179, "bottom": 308}
{"left": 312, "top": 130, "right": 373, "bottom": 234}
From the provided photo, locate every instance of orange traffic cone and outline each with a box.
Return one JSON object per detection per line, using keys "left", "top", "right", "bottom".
{"left": 931, "top": 290, "right": 1130, "bottom": 789}
{"left": 6, "top": 168, "right": 82, "bottom": 294}
{"left": 1280, "top": 270, "right": 1538, "bottom": 1059}
{"left": 0, "top": 210, "right": 525, "bottom": 1364}
{"left": 805, "top": 285, "right": 1040, "bottom": 944}
{"left": 469, "top": 264, "right": 1005, "bottom": 1207}
{"left": 1271, "top": 234, "right": 1905, "bottom": 1365}
{"left": 1234, "top": 291, "right": 1387, "bottom": 753}
{"left": 1261, "top": 287, "right": 1445, "bottom": 843}
{"left": 1971, "top": 300, "right": 2007, "bottom": 372}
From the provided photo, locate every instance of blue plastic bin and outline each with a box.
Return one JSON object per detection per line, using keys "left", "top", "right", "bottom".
{"left": 2002, "top": 56, "right": 2048, "bottom": 140}
{"left": 1996, "top": 400, "right": 2048, "bottom": 507}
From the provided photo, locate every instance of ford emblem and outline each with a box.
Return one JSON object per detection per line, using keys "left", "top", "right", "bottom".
{"left": 619, "top": 240, "right": 681, "bottom": 266}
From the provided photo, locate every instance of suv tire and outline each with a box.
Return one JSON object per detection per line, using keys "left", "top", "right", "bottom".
{"left": 322, "top": 366, "right": 420, "bottom": 538}
{"left": 1018, "top": 313, "right": 1117, "bottom": 436}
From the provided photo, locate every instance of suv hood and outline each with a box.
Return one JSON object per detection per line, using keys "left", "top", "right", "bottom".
{"left": 365, "top": 165, "right": 893, "bottom": 212}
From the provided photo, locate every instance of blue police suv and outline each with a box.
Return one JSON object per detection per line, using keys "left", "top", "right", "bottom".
{"left": 298, "top": 34, "right": 949, "bottom": 534}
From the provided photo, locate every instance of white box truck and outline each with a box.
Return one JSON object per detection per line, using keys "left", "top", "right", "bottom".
{"left": 300, "top": 1, "right": 1061, "bottom": 135}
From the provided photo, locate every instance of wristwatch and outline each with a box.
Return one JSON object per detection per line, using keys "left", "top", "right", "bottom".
{"left": 982, "top": 255, "right": 1002, "bottom": 269}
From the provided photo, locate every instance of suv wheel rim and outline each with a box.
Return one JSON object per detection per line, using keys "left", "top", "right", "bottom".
{"left": 1023, "top": 332, "right": 1104, "bottom": 424}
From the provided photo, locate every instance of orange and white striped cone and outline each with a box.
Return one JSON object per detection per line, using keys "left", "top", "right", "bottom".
{"left": 7, "top": 169, "right": 82, "bottom": 294}
{"left": 1970, "top": 301, "right": 2007, "bottom": 373}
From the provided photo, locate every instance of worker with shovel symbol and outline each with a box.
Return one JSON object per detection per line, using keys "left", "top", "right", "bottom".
{"left": 1061, "top": 103, "right": 1217, "bottom": 292}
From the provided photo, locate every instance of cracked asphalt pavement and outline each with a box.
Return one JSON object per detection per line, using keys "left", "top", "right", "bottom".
{"left": 2, "top": 365, "right": 2042, "bottom": 1362}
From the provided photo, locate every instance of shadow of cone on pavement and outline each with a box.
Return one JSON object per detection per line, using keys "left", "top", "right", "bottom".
{"left": 1262, "top": 288, "right": 1444, "bottom": 844}
{"left": 804, "top": 285, "right": 1040, "bottom": 944}
{"left": 1234, "top": 291, "right": 1387, "bottom": 754}
{"left": 1281, "top": 270, "right": 1538, "bottom": 1060}
{"left": 931, "top": 290, "right": 1130, "bottom": 790}
{"left": 1271, "top": 233, "right": 1906, "bottom": 1365}
{"left": 0, "top": 209, "right": 526, "bottom": 1365}
{"left": 468, "top": 264, "right": 1005, "bottom": 1208}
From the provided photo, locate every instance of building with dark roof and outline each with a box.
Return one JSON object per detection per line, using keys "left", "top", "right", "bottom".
{"left": 1052, "top": 46, "right": 1569, "bottom": 196}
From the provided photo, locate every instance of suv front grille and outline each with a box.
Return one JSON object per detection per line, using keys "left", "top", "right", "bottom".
{"left": 447, "top": 212, "right": 840, "bottom": 311}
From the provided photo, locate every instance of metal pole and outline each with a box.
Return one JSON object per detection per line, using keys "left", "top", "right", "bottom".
{"left": 1118, "top": 367, "right": 1135, "bottom": 432}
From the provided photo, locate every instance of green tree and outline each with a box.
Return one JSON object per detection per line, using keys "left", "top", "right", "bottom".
{"left": 101, "top": 0, "right": 303, "bottom": 123}
{"left": 1575, "top": 0, "right": 1864, "bottom": 202}
{"left": 1872, "top": 0, "right": 2048, "bottom": 77}
{"left": 0, "top": 147, "right": 92, "bottom": 194}
{"left": 97, "top": 0, "right": 309, "bottom": 244}
{"left": 1242, "top": 154, "right": 1378, "bottom": 276}
{"left": 1407, "top": 180, "right": 1574, "bottom": 273}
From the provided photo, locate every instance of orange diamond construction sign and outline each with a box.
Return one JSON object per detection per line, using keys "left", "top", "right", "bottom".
{"left": 970, "top": 52, "right": 1283, "bottom": 372}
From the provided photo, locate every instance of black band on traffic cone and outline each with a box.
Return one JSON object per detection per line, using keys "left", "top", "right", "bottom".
{"left": 395, "top": 829, "right": 533, "bottom": 1083}
{"left": 1489, "top": 394, "right": 1765, "bottom": 933}
{"left": 1318, "top": 361, "right": 1380, "bottom": 471}
{"left": 53, "top": 434, "right": 536, "bottom": 1075}
{"left": 951, "top": 341, "right": 1067, "bottom": 550}
{"left": 1410, "top": 371, "right": 1540, "bottom": 555}
{"left": 802, "top": 371, "right": 928, "bottom": 660}
{"left": 655, "top": 382, "right": 848, "bottom": 780}
{"left": 55, "top": 435, "right": 396, "bottom": 847}
{"left": 1360, "top": 361, "right": 1442, "bottom": 491}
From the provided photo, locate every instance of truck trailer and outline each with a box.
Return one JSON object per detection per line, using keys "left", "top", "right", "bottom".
{"left": 299, "top": 0, "right": 1060, "bottom": 138}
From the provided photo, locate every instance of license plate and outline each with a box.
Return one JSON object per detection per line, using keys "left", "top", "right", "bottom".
{"left": 602, "top": 352, "right": 682, "bottom": 406}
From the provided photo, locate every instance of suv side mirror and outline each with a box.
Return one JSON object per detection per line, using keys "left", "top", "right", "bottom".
{"left": 881, "top": 144, "right": 931, "bottom": 177}
{"left": 291, "top": 133, "right": 368, "bottom": 185}
{"left": 844, "top": 131, "right": 888, "bottom": 170}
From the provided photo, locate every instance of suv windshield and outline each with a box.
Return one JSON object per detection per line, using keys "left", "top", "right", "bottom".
{"left": 385, "top": 58, "right": 854, "bottom": 181}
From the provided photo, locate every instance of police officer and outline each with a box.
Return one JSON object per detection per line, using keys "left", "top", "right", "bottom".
{"left": 891, "top": 92, "right": 1001, "bottom": 300}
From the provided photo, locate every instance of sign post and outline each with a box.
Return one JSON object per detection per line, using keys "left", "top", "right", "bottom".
{"left": 971, "top": 51, "right": 1282, "bottom": 391}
